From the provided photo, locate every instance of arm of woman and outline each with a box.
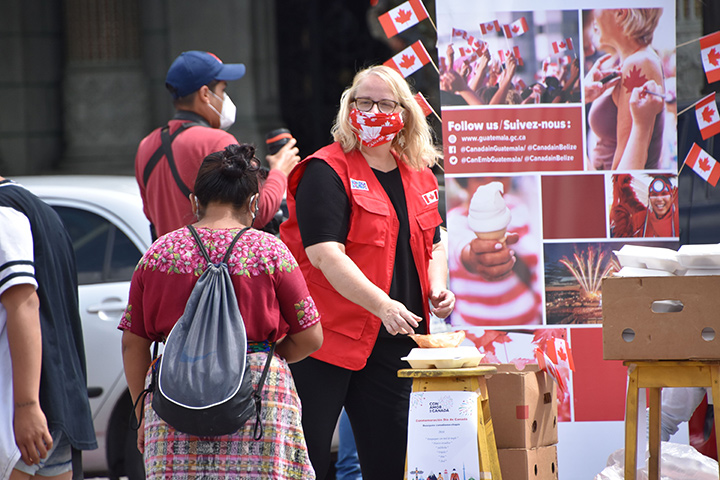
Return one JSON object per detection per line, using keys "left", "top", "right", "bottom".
{"left": 275, "top": 323, "right": 323, "bottom": 363}
{"left": 611, "top": 53, "right": 664, "bottom": 170}
{"left": 441, "top": 70, "right": 484, "bottom": 105}
{"left": 121, "top": 330, "right": 153, "bottom": 422}
{"left": 615, "top": 80, "right": 665, "bottom": 170}
{"left": 490, "top": 53, "right": 517, "bottom": 105}
{"left": 305, "top": 241, "right": 421, "bottom": 335}
{"left": 467, "top": 47, "right": 491, "bottom": 93}
{"left": 427, "top": 240, "right": 455, "bottom": 319}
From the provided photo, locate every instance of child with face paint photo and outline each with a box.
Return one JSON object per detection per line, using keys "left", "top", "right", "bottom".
{"left": 280, "top": 65, "right": 455, "bottom": 480}
{"left": 584, "top": 8, "right": 667, "bottom": 171}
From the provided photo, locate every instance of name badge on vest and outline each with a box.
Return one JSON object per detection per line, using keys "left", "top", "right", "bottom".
{"left": 422, "top": 189, "right": 439, "bottom": 205}
{"left": 350, "top": 178, "right": 369, "bottom": 191}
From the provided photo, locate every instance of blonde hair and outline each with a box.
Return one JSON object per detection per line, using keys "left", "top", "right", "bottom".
{"left": 330, "top": 65, "right": 441, "bottom": 171}
{"left": 618, "top": 8, "right": 662, "bottom": 46}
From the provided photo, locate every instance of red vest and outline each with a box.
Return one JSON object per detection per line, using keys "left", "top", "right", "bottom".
{"left": 280, "top": 142, "right": 442, "bottom": 370}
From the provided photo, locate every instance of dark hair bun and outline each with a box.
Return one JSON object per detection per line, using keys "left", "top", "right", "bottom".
{"left": 221, "top": 144, "right": 259, "bottom": 178}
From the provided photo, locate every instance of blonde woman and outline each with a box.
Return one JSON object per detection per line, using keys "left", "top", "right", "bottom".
{"left": 585, "top": 8, "right": 665, "bottom": 170}
{"left": 280, "top": 65, "right": 455, "bottom": 479}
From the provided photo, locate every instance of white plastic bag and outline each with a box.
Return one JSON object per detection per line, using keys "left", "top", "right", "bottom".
{"left": 594, "top": 442, "right": 719, "bottom": 480}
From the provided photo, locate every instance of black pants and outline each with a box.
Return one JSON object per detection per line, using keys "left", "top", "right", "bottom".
{"left": 290, "top": 335, "right": 416, "bottom": 480}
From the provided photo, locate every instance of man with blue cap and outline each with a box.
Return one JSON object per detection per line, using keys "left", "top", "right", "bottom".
{"left": 135, "top": 50, "right": 299, "bottom": 238}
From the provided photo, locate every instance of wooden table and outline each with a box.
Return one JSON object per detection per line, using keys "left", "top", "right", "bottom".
{"left": 623, "top": 360, "right": 720, "bottom": 479}
{"left": 398, "top": 366, "right": 502, "bottom": 480}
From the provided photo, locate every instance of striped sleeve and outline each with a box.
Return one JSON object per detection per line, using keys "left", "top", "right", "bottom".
{"left": 0, "top": 207, "right": 37, "bottom": 296}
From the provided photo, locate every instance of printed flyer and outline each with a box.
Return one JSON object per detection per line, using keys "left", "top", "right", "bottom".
{"left": 406, "top": 391, "right": 481, "bottom": 480}
{"left": 436, "top": 0, "right": 677, "bottom": 430}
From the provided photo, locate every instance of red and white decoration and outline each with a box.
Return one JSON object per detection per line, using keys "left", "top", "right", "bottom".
{"left": 479, "top": 19, "right": 501, "bottom": 36}
{"left": 552, "top": 37, "right": 574, "bottom": 55}
{"left": 685, "top": 143, "right": 720, "bottom": 187}
{"left": 700, "top": 31, "right": 720, "bottom": 84}
{"left": 695, "top": 92, "right": 720, "bottom": 140}
{"left": 378, "top": 0, "right": 429, "bottom": 38}
{"left": 503, "top": 16, "right": 529, "bottom": 39}
{"left": 383, "top": 40, "right": 431, "bottom": 78}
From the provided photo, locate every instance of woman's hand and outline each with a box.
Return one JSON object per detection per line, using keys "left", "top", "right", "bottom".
{"left": 13, "top": 402, "right": 51, "bottom": 465}
{"left": 379, "top": 299, "right": 421, "bottom": 335}
{"left": 430, "top": 288, "right": 455, "bottom": 319}
{"left": 629, "top": 80, "right": 664, "bottom": 127}
{"left": 136, "top": 417, "right": 145, "bottom": 454}
{"left": 584, "top": 53, "right": 621, "bottom": 103}
{"left": 460, "top": 232, "right": 519, "bottom": 280}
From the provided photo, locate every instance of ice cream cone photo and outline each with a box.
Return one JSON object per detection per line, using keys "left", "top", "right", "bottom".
{"left": 446, "top": 175, "right": 543, "bottom": 327}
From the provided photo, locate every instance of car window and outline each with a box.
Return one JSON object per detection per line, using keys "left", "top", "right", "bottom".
{"left": 53, "top": 206, "right": 142, "bottom": 285}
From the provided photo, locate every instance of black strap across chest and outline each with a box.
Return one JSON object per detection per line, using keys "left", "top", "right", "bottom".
{"left": 142, "top": 121, "right": 203, "bottom": 197}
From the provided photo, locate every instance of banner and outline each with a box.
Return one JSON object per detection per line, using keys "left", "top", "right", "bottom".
{"left": 436, "top": 1, "right": 676, "bottom": 473}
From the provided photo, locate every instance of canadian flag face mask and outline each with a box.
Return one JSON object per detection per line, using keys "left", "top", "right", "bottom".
{"left": 349, "top": 108, "right": 404, "bottom": 147}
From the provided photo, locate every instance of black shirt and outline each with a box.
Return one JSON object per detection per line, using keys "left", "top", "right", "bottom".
{"left": 295, "top": 159, "right": 440, "bottom": 336}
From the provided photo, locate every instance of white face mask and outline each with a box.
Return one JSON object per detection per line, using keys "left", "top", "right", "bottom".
{"left": 209, "top": 91, "right": 237, "bottom": 130}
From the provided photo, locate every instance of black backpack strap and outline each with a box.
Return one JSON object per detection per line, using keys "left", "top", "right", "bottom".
{"left": 252, "top": 342, "right": 277, "bottom": 440}
{"left": 222, "top": 227, "right": 251, "bottom": 264}
{"left": 141, "top": 122, "right": 202, "bottom": 193}
{"left": 187, "top": 225, "right": 211, "bottom": 265}
{"left": 187, "top": 225, "right": 250, "bottom": 267}
{"left": 130, "top": 341, "right": 160, "bottom": 431}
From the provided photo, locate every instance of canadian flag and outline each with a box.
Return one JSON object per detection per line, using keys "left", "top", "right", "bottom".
{"left": 503, "top": 16, "right": 529, "bottom": 39}
{"left": 700, "top": 31, "right": 720, "bottom": 84}
{"left": 377, "top": 0, "right": 428, "bottom": 38}
{"left": 552, "top": 37, "right": 574, "bottom": 55}
{"left": 534, "top": 348, "right": 567, "bottom": 394}
{"left": 413, "top": 92, "right": 433, "bottom": 117}
{"left": 479, "top": 20, "right": 501, "bottom": 36}
{"left": 684, "top": 143, "right": 720, "bottom": 187}
{"left": 452, "top": 28, "right": 483, "bottom": 51}
{"left": 545, "top": 338, "right": 575, "bottom": 372}
{"left": 383, "top": 40, "right": 431, "bottom": 78}
{"left": 498, "top": 46, "right": 523, "bottom": 66}
{"left": 695, "top": 92, "right": 720, "bottom": 140}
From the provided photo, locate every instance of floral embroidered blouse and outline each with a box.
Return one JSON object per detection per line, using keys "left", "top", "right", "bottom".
{"left": 119, "top": 227, "right": 320, "bottom": 343}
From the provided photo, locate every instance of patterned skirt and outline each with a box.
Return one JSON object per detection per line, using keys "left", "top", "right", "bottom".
{"left": 142, "top": 352, "right": 315, "bottom": 480}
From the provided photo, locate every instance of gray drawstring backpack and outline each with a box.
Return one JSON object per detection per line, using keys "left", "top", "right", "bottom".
{"left": 136, "top": 225, "right": 275, "bottom": 439}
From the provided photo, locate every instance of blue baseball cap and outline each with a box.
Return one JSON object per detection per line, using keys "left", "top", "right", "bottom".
{"left": 165, "top": 51, "right": 246, "bottom": 99}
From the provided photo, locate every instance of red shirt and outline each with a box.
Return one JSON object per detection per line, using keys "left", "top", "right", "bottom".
{"left": 135, "top": 119, "right": 237, "bottom": 236}
{"left": 119, "top": 227, "right": 320, "bottom": 342}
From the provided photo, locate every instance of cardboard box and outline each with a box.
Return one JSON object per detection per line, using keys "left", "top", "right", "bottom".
{"left": 486, "top": 364, "right": 558, "bottom": 449}
{"left": 602, "top": 276, "right": 720, "bottom": 360}
{"left": 498, "top": 445, "right": 558, "bottom": 480}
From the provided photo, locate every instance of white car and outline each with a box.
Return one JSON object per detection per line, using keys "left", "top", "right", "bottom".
{"left": 14, "top": 175, "right": 151, "bottom": 480}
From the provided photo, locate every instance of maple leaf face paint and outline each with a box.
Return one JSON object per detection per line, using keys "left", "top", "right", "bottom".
{"left": 349, "top": 108, "right": 404, "bottom": 147}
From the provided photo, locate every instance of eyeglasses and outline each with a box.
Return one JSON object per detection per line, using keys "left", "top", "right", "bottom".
{"left": 352, "top": 97, "right": 400, "bottom": 114}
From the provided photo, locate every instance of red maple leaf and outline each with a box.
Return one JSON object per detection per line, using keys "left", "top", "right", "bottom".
{"left": 487, "top": 24, "right": 494, "bottom": 31}
{"left": 700, "top": 157, "right": 712, "bottom": 172}
{"left": 622, "top": 64, "right": 648, "bottom": 94}
{"left": 466, "top": 330, "right": 511, "bottom": 355}
{"left": 709, "top": 48, "right": 720, "bottom": 67}
{"left": 398, "top": 54, "right": 416, "bottom": 70}
{"left": 394, "top": 8, "right": 412, "bottom": 24}
{"left": 702, "top": 106, "right": 716, "bottom": 124}
{"left": 559, "top": 41, "right": 566, "bottom": 49}
{"left": 512, "top": 24, "right": 520, "bottom": 33}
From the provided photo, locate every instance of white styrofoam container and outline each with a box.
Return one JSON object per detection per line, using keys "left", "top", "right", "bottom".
{"left": 401, "top": 346, "right": 484, "bottom": 369}
{"left": 677, "top": 244, "right": 720, "bottom": 268}
{"left": 613, "top": 245, "right": 681, "bottom": 273}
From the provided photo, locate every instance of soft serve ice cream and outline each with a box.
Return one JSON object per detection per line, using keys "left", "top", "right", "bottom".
{"left": 467, "top": 181, "right": 512, "bottom": 240}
